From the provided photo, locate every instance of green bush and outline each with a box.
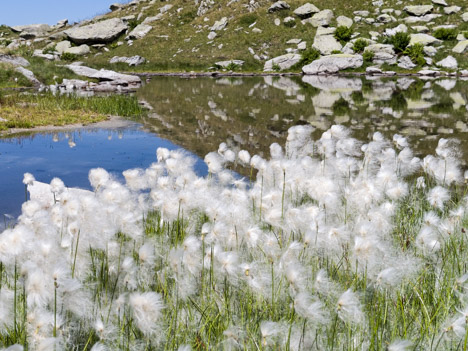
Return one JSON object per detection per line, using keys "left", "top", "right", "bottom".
{"left": 363, "top": 50, "right": 375, "bottom": 62}
{"left": 352, "top": 39, "right": 368, "bottom": 53}
{"left": 464, "top": 31, "right": 468, "bottom": 39}
{"left": 127, "top": 19, "right": 142, "bottom": 31}
{"left": 43, "top": 46, "right": 56, "bottom": 55}
{"left": 60, "top": 52, "right": 78, "bottom": 62}
{"left": 390, "top": 32, "right": 411, "bottom": 53}
{"left": 272, "top": 63, "right": 281, "bottom": 72}
{"left": 225, "top": 62, "right": 241, "bottom": 71}
{"left": 299, "top": 48, "right": 321, "bottom": 65}
{"left": 433, "top": 28, "right": 457, "bottom": 40}
{"left": 238, "top": 13, "right": 258, "bottom": 26}
{"left": 334, "top": 26, "right": 353, "bottom": 44}
{"left": 404, "top": 43, "right": 425, "bottom": 66}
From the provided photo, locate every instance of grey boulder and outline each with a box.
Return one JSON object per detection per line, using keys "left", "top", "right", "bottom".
{"left": 293, "top": 3, "right": 320, "bottom": 19}
{"left": 109, "top": 55, "right": 146, "bottom": 66}
{"left": 126, "top": 24, "right": 152, "bottom": 40}
{"left": 302, "top": 54, "right": 363, "bottom": 74}
{"left": 268, "top": 1, "right": 290, "bottom": 13}
{"left": 0, "top": 55, "right": 30, "bottom": 67}
{"left": 65, "top": 18, "right": 128, "bottom": 44}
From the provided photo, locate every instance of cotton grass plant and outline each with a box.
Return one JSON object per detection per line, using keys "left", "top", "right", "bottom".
{"left": 0, "top": 125, "right": 467, "bottom": 350}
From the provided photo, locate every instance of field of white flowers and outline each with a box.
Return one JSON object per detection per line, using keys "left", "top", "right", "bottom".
{"left": 0, "top": 125, "right": 467, "bottom": 351}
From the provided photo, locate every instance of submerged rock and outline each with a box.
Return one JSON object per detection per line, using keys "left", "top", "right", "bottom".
{"left": 302, "top": 54, "right": 363, "bottom": 74}
{"left": 64, "top": 18, "right": 128, "bottom": 44}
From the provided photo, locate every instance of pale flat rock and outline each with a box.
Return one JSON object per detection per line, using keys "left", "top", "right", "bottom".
{"left": 208, "top": 31, "right": 217, "bottom": 40}
{"left": 452, "top": 40, "right": 468, "bottom": 53}
{"left": 337, "top": 16, "right": 353, "bottom": 28}
{"left": 268, "top": 1, "right": 290, "bottom": 13}
{"left": 385, "top": 24, "right": 407, "bottom": 36}
{"left": 91, "top": 69, "right": 141, "bottom": 84}
{"left": 159, "top": 4, "right": 173, "bottom": 13}
{"left": 211, "top": 17, "right": 228, "bottom": 31}
{"left": 215, "top": 60, "right": 245, "bottom": 68}
{"left": 413, "top": 26, "right": 429, "bottom": 33}
{"left": 15, "top": 67, "right": 41, "bottom": 86}
{"left": 65, "top": 64, "right": 99, "bottom": 77}
{"left": 398, "top": 56, "right": 416, "bottom": 69}
{"left": 143, "top": 14, "right": 164, "bottom": 24}
{"left": 409, "top": 33, "right": 441, "bottom": 46}
{"left": 33, "top": 50, "right": 56, "bottom": 61}
{"left": 404, "top": 14, "right": 441, "bottom": 23}
{"left": 286, "top": 38, "right": 302, "bottom": 44}
{"left": 377, "top": 14, "right": 394, "bottom": 23}
{"left": 64, "top": 44, "right": 90, "bottom": 55}
{"left": 311, "top": 10, "right": 334, "bottom": 27}
{"left": 436, "top": 55, "right": 457, "bottom": 69}
{"left": 444, "top": 6, "right": 461, "bottom": 14}
{"left": 264, "top": 53, "right": 301, "bottom": 71}
{"left": 316, "top": 26, "right": 336, "bottom": 36}
{"left": 109, "top": 55, "right": 146, "bottom": 66}
{"left": 11, "top": 24, "right": 51, "bottom": 38}
{"left": 126, "top": 24, "right": 152, "bottom": 40}
{"left": 313, "top": 35, "right": 342, "bottom": 55}
{"left": 354, "top": 11, "right": 369, "bottom": 17}
{"left": 432, "top": 0, "right": 447, "bottom": 6}
{"left": 424, "top": 46, "right": 438, "bottom": 56}
{"left": 463, "top": 13, "right": 468, "bottom": 22}
{"left": 293, "top": 3, "right": 320, "bottom": 19}
{"left": 404, "top": 5, "right": 433, "bottom": 16}
{"left": 0, "top": 54, "right": 30, "bottom": 67}
{"left": 302, "top": 54, "right": 363, "bottom": 74}
{"left": 65, "top": 18, "right": 128, "bottom": 44}
{"left": 55, "top": 40, "right": 72, "bottom": 54}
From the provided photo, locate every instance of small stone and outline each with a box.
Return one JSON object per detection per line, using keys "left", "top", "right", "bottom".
{"left": 444, "top": 6, "right": 461, "bottom": 14}
{"left": 463, "top": 13, "right": 468, "bottom": 22}
{"left": 293, "top": 3, "right": 320, "bottom": 19}
{"left": 337, "top": 16, "right": 353, "bottom": 28}
{"left": 423, "top": 46, "right": 438, "bottom": 56}
{"left": 211, "top": 17, "right": 228, "bottom": 31}
{"left": 252, "top": 27, "right": 262, "bottom": 33}
{"left": 377, "top": 14, "right": 393, "bottom": 23}
{"left": 354, "top": 11, "right": 369, "bottom": 17}
{"left": 208, "top": 31, "right": 217, "bottom": 40}
{"left": 310, "top": 10, "right": 334, "bottom": 27}
{"left": 403, "top": 5, "right": 433, "bottom": 16}
{"left": 413, "top": 26, "right": 429, "bottom": 33}
{"left": 452, "top": 40, "right": 468, "bottom": 54}
{"left": 432, "top": 0, "right": 447, "bottom": 6}
{"left": 64, "top": 44, "right": 90, "bottom": 56}
{"left": 385, "top": 24, "right": 407, "bottom": 36}
{"left": 126, "top": 24, "right": 152, "bottom": 40}
{"left": 274, "top": 18, "right": 281, "bottom": 26}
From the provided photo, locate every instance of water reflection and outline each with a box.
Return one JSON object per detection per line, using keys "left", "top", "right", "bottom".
{"left": 0, "top": 122, "right": 207, "bottom": 227}
{"left": 137, "top": 75, "right": 468, "bottom": 164}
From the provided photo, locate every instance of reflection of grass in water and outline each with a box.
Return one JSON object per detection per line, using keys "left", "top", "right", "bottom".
{"left": 430, "top": 99, "right": 454, "bottom": 114}
{"left": 388, "top": 91, "right": 408, "bottom": 111}
{"left": 0, "top": 93, "right": 146, "bottom": 131}
{"left": 332, "top": 98, "right": 350, "bottom": 116}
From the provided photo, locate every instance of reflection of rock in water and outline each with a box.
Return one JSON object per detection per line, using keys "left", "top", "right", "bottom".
{"left": 136, "top": 76, "right": 468, "bottom": 166}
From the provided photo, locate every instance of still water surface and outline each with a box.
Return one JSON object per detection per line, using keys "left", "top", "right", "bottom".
{"left": 1, "top": 76, "right": 467, "bottom": 227}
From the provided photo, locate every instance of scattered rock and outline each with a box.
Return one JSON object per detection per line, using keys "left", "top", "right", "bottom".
{"left": 366, "top": 66, "right": 383, "bottom": 74}
{"left": 15, "top": 67, "right": 41, "bottom": 86}
{"left": 208, "top": 31, "right": 217, "bottom": 40}
{"left": 66, "top": 64, "right": 141, "bottom": 85}
{"left": 302, "top": 54, "right": 363, "bottom": 74}
{"left": 143, "top": 14, "right": 164, "bottom": 24}
{"left": 159, "top": 4, "right": 173, "bottom": 13}
{"left": 413, "top": 26, "right": 429, "bottom": 33}
{"left": 274, "top": 18, "right": 281, "bottom": 26}
{"left": 109, "top": 55, "right": 146, "bottom": 66}
{"left": 110, "top": 3, "right": 124, "bottom": 11}
{"left": 436, "top": 55, "right": 458, "bottom": 69}
{"left": 366, "top": 44, "right": 396, "bottom": 64}
{"left": 385, "top": 24, "right": 407, "bottom": 36}
{"left": 463, "top": 13, "right": 468, "bottom": 22}
{"left": 423, "top": 46, "right": 438, "bottom": 56}
{"left": 310, "top": 10, "right": 334, "bottom": 27}
{"left": 215, "top": 60, "right": 245, "bottom": 68}
{"left": 33, "top": 50, "right": 56, "bottom": 61}
{"left": 55, "top": 40, "right": 72, "bottom": 54}
{"left": 398, "top": 56, "right": 416, "bottom": 69}
{"left": 268, "top": 1, "right": 290, "bottom": 13}
{"left": 377, "top": 14, "right": 393, "bottom": 23}
{"left": 432, "top": 0, "right": 447, "bottom": 6}
{"left": 64, "top": 18, "right": 128, "bottom": 44}
{"left": 444, "top": 6, "right": 461, "bottom": 14}
{"left": 11, "top": 24, "right": 51, "bottom": 39}
{"left": 337, "top": 16, "right": 353, "bottom": 28}
{"left": 452, "top": 40, "right": 468, "bottom": 53}
{"left": 0, "top": 55, "right": 30, "bottom": 67}
{"left": 409, "top": 33, "right": 441, "bottom": 46}
{"left": 55, "top": 19, "right": 68, "bottom": 29}
{"left": 64, "top": 44, "right": 90, "bottom": 56}
{"left": 293, "top": 3, "right": 320, "bottom": 19}
{"left": 403, "top": 5, "right": 433, "bottom": 16}
{"left": 354, "top": 11, "right": 369, "bottom": 17}
{"left": 313, "top": 32, "right": 342, "bottom": 55}
{"left": 211, "top": 17, "right": 228, "bottom": 31}
{"left": 126, "top": 24, "right": 152, "bottom": 40}
{"left": 264, "top": 53, "right": 301, "bottom": 71}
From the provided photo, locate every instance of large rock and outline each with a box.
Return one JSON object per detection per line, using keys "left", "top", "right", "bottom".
{"left": 403, "top": 5, "right": 433, "bottom": 16}
{"left": 293, "top": 3, "right": 320, "bottom": 19}
{"left": 366, "top": 44, "right": 397, "bottom": 64}
{"left": 64, "top": 18, "right": 128, "bottom": 44}
{"left": 337, "top": 16, "right": 353, "bottom": 28}
{"left": 432, "top": 0, "right": 447, "bottom": 6}
{"left": 215, "top": 60, "right": 245, "bottom": 68}
{"left": 64, "top": 45, "right": 90, "bottom": 56}
{"left": 310, "top": 10, "right": 334, "bottom": 27}
{"left": 313, "top": 34, "right": 342, "bottom": 55}
{"left": 302, "top": 54, "right": 363, "bottom": 74}
{"left": 268, "top": 1, "right": 290, "bottom": 13}
{"left": 398, "top": 56, "right": 417, "bottom": 69}
{"left": 436, "top": 55, "right": 457, "bottom": 69}
{"left": 126, "top": 24, "right": 152, "bottom": 40}
{"left": 109, "top": 55, "right": 146, "bottom": 66}
{"left": 0, "top": 55, "right": 30, "bottom": 67}
{"left": 409, "top": 33, "right": 441, "bottom": 46}
{"left": 264, "top": 54, "right": 301, "bottom": 71}
{"left": 444, "top": 6, "right": 461, "bottom": 14}
{"left": 55, "top": 40, "right": 72, "bottom": 54}
{"left": 11, "top": 24, "right": 51, "bottom": 39}
{"left": 452, "top": 41, "right": 468, "bottom": 54}
{"left": 110, "top": 3, "right": 125, "bottom": 11}
{"left": 211, "top": 17, "right": 228, "bottom": 31}
{"left": 66, "top": 64, "right": 141, "bottom": 85}
{"left": 463, "top": 13, "right": 468, "bottom": 22}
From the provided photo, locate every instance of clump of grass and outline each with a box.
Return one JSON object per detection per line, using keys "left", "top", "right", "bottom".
{"left": 404, "top": 43, "right": 426, "bottom": 66}
{"left": 433, "top": 28, "right": 457, "bottom": 41}
{"left": 297, "top": 47, "right": 321, "bottom": 66}
{"left": 0, "top": 63, "right": 33, "bottom": 88}
{"left": 60, "top": 52, "right": 78, "bottom": 62}
{"left": 363, "top": 50, "right": 375, "bottom": 62}
{"left": 390, "top": 32, "right": 411, "bottom": 53}
{"left": 352, "top": 39, "right": 368, "bottom": 53}
{"left": 238, "top": 13, "right": 258, "bottom": 26}
{"left": 334, "top": 26, "right": 353, "bottom": 44}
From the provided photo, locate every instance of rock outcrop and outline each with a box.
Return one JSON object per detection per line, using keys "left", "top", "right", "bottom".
{"left": 302, "top": 54, "right": 363, "bottom": 74}
{"left": 64, "top": 18, "right": 128, "bottom": 44}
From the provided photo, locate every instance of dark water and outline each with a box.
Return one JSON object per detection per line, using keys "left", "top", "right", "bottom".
{"left": 0, "top": 122, "right": 207, "bottom": 228}
{"left": 1, "top": 75, "right": 468, "bottom": 228}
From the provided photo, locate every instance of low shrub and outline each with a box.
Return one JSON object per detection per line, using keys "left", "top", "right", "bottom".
{"left": 433, "top": 28, "right": 457, "bottom": 41}
{"left": 298, "top": 47, "right": 321, "bottom": 66}
{"left": 334, "top": 26, "right": 353, "bottom": 44}
{"left": 363, "top": 50, "right": 375, "bottom": 62}
{"left": 60, "top": 52, "right": 78, "bottom": 62}
{"left": 390, "top": 32, "right": 410, "bottom": 53}
{"left": 352, "top": 39, "right": 369, "bottom": 53}
{"left": 404, "top": 43, "right": 425, "bottom": 66}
